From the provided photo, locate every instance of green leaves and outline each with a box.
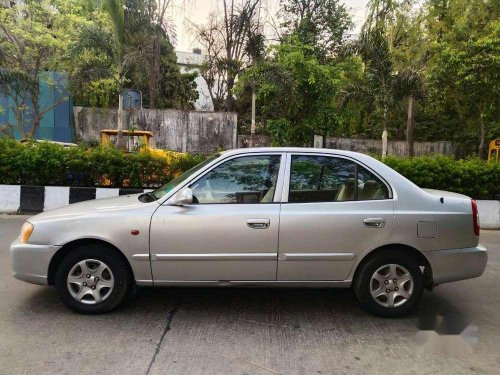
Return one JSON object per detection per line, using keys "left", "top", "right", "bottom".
{"left": 236, "top": 36, "right": 350, "bottom": 146}
{"left": 383, "top": 155, "right": 500, "bottom": 199}
{"left": 0, "top": 140, "right": 207, "bottom": 188}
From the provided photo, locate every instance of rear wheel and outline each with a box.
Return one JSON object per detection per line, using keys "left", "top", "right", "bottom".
{"left": 354, "top": 251, "right": 424, "bottom": 318}
{"left": 55, "top": 244, "right": 132, "bottom": 314}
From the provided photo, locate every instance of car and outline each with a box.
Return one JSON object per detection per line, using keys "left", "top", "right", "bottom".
{"left": 10, "top": 148, "right": 487, "bottom": 317}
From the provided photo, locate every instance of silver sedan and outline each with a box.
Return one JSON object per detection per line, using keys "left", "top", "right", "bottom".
{"left": 10, "top": 148, "right": 487, "bottom": 317}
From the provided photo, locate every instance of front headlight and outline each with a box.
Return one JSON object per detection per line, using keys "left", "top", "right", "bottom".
{"left": 20, "top": 222, "right": 34, "bottom": 243}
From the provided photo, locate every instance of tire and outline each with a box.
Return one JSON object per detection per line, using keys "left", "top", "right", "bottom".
{"left": 353, "top": 250, "right": 424, "bottom": 318}
{"left": 54, "top": 244, "right": 133, "bottom": 314}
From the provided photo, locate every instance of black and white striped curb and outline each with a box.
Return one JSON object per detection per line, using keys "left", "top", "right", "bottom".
{"left": 0, "top": 185, "right": 153, "bottom": 214}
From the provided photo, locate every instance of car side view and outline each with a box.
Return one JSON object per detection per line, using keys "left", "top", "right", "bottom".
{"left": 10, "top": 148, "right": 487, "bottom": 317}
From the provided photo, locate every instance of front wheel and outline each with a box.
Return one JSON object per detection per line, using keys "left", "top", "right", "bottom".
{"left": 354, "top": 251, "right": 424, "bottom": 318}
{"left": 54, "top": 244, "right": 132, "bottom": 314}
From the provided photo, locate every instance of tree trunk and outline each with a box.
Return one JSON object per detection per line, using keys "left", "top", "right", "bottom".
{"left": 249, "top": 89, "right": 256, "bottom": 147}
{"left": 149, "top": 35, "right": 160, "bottom": 109}
{"left": 116, "top": 91, "right": 125, "bottom": 150}
{"left": 226, "top": 76, "right": 235, "bottom": 112}
{"left": 478, "top": 111, "right": 486, "bottom": 159}
{"left": 382, "top": 128, "right": 388, "bottom": 159}
{"left": 381, "top": 103, "right": 388, "bottom": 159}
{"left": 406, "top": 95, "right": 416, "bottom": 157}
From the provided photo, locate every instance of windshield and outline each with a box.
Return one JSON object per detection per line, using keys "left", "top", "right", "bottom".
{"left": 152, "top": 154, "right": 220, "bottom": 200}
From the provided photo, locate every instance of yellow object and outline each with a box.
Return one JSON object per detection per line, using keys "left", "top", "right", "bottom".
{"left": 100, "top": 129, "right": 183, "bottom": 159}
{"left": 487, "top": 139, "right": 500, "bottom": 162}
{"left": 99, "top": 129, "right": 186, "bottom": 186}
{"left": 100, "top": 129, "right": 154, "bottom": 151}
{"left": 20, "top": 222, "right": 33, "bottom": 243}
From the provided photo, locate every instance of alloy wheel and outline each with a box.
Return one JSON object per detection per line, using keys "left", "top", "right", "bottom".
{"left": 369, "top": 263, "right": 414, "bottom": 308}
{"left": 66, "top": 259, "right": 114, "bottom": 305}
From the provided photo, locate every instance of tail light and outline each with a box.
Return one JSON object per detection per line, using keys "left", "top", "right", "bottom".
{"left": 471, "top": 199, "right": 480, "bottom": 236}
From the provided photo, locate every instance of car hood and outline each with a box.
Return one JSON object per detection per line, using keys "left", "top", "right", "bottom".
{"left": 28, "top": 193, "right": 159, "bottom": 223}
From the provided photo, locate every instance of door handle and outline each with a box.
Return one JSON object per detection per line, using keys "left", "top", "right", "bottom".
{"left": 363, "top": 218, "right": 385, "bottom": 228}
{"left": 247, "top": 218, "right": 270, "bottom": 229}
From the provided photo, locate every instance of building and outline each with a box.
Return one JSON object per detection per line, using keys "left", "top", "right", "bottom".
{"left": 176, "top": 49, "right": 214, "bottom": 112}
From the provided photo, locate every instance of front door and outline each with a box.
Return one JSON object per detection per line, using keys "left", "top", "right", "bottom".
{"left": 277, "top": 153, "right": 395, "bottom": 281}
{"left": 150, "top": 153, "right": 284, "bottom": 282}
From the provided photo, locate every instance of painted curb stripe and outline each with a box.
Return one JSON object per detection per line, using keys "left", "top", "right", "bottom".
{"left": 0, "top": 185, "right": 21, "bottom": 213}
{"left": 95, "top": 188, "right": 120, "bottom": 200}
{"left": 20, "top": 186, "right": 45, "bottom": 212}
{"left": 69, "top": 187, "right": 96, "bottom": 204}
{"left": 44, "top": 186, "right": 70, "bottom": 211}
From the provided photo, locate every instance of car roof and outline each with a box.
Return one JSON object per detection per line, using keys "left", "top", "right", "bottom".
{"left": 222, "top": 147, "right": 367, "bottom": 158}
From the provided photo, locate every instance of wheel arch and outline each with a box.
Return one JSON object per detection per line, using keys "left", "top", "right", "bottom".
{"left": 351, "top": 244, "right": 434, "bottom": 289}
{"left": 47, "top": 238, "right": 135, "bottom": 285}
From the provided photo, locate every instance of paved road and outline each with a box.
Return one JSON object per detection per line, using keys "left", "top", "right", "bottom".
{"left": 1, "top": 215, "right": 499, "bottom": 375}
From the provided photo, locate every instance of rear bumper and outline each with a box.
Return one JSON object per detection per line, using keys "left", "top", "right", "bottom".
{"left": 425, "top": 244, "right": 488, "bottom": 285}
{"left": 10, "top": 238, "right": 61, "bottom": 285}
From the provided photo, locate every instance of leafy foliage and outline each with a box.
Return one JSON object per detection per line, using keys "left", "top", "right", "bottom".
{"left": 384, "top": 155, "right": 500, "bottom": 200}
{"left": 236, "top": 36, "right": 354, "bottom": 146}
{"left": 0, "top": 139, "right": 206, "bottom": 188}
{"left": 0, "top": 0, "right": 87, "bottom": 137}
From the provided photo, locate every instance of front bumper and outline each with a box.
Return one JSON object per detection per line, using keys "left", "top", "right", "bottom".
{"left": 425, "top": 244, "right": 488, "bottom": 285}
{"left": 10, "top": 238, "right": 61, "bottom": 285}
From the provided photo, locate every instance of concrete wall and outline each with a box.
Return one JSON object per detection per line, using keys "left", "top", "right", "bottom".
{"left": 476, "top": 200, "right": 500, "bottom": 230}
{"left": 325, "top": 137, "right": 457, "bottom": 157}
{"left": 237, "top": 135, "right": 457, "bottom": 157}
{"left": 73, "top": 107, "right": 237, "bottom": 153}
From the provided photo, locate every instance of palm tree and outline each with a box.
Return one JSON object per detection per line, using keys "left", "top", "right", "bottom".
{"left": 71, "top": 0, "right": 165, "bottom": 148}
{"left": 344, "top": 30, "right": 396, "bottom": 158}
{"left": 394, "top": 68, "right": 424, "bottom": 156}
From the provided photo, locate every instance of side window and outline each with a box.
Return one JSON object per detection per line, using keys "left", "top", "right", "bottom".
{"left": 190, "top": 155, "right": 281, "bottom": 204}
{"left": 289, "top": 155, "right": 356, "bottom": 202}
{"left": 288, "top": 155, "right": 389, "bottom": 202}
{"left": 357, "top": 165, "right": 389, "bottom": 200}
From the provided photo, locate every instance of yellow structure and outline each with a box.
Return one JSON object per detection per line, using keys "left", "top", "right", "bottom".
{"left": 100, "top": 129, "right": 183, "bottom": 159}
{"left": 487, "top": 138, "right": 500, "bottom": 162}
{"left": 100, "top": 129, "right": 154, "bottom": 152}
{"left": 100, "top": 129, "right": 186, "bottom": 186}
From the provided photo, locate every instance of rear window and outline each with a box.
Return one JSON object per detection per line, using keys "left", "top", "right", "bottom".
{"left": 288, "top": 155, "right": 389, "bottom": 203}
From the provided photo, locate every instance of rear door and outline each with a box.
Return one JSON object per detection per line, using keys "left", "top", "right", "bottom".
{"left": 277, "top": 153, "right": 395, "bottom": 281}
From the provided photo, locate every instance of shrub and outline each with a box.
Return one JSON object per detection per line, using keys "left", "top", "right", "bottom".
{"left": 1, "top": 140, "right": 498, "bottom": 199}
{"left": 0, "top": 139, "right": 208, "bottom": 188}
{"left": 383, "top": 155, "right": 500, "bottom": 200}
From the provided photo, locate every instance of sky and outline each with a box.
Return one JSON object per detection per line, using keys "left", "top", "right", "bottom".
{"left": 168, "top": 0, "right": 370, "bottom": 53}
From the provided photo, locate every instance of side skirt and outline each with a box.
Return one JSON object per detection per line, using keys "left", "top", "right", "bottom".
{"left": 135, "top": 280, "right": 352, "bottom": 288}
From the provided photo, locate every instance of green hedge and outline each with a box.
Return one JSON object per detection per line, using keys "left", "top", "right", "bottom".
{"left": 0, "top": 140, "right": 498, "bottom": 199}
{"left": 383, "top": 156, "right": 500, "bottom": 200}
{"left": 0, "top": 139, "right": 206, "bottom": 188}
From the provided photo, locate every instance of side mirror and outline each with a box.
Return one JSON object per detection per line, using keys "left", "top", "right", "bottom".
{"left": 170, "top": 188, "right": 193, "bottom": 206}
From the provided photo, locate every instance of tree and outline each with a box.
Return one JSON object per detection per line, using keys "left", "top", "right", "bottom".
{"left": 0, "top": 0, "right": 85, "bottom": 138}
{"left": 236, "top": 36, "right": 349, "bottom": 146}
{"left": 279, "top": 0, "right": 353, "bottom": 59}
{"left": 68, "top": 0, "right": 198, "bottom": 147}
{"left": 344, "top": 30, "right": 398, "bottom": 158}
{"left": 195, "top": 0, "right": 264, "bottom": 112}
{"left": 425, "top": 0, "right": 500, "bottom": 157}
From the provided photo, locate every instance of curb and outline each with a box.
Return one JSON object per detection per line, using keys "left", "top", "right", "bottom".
{"left": 0, "top": 185, "right": 152, "bottom": 214}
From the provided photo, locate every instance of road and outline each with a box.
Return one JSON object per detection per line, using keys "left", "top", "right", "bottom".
{"left": 1, "top": 214, "right": 499, "bottom": 375}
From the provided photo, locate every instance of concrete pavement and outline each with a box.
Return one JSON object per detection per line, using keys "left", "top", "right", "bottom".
{"left": 1, "top": 215, "right": 499, "bottom": 375}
